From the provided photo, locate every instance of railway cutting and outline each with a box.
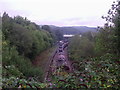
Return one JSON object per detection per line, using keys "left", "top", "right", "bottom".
{"left": 44, "top": 40, "right": 72, "bottom": 82}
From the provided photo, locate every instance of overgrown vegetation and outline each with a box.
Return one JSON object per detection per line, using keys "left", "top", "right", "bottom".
{"left": 2, "top": 13, "right": 54, "bottom": 60}
{"left": 68, "top": 33, "right": 95, "bottom": 60}
{"left": 67, "top": 1, "right": 120, "bottom": 88}
{"left": 2, "top": 12, "right": 54, "bottom": 86}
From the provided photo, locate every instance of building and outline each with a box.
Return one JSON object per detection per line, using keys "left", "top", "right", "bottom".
{"left": 63, "top": 34, "right": 82, "bottom": 39}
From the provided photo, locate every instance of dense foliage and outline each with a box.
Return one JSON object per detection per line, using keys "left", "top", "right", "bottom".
{"left": 68, "top": 33, "right": 95, "bottom": 61}
{"left": 2, "top": 12, "right": 54, "bottom": 86}
{"left": 2, "top": 13, "right": 54, "bottom": 60}
{"left": 67, "top": 1, "right": 120, "bottom": 88}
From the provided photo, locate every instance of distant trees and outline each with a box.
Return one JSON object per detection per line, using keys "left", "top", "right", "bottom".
{"left": 68, "top": 34, "right": 95, "bottom": 61}
{"left": 41, "top": 25, "right": 51, "bottom": 33}
{"left": 41, "top": 25, "right": 63, "bottom": 41}
{"left": 82, "top": 31, "right": 96, "bottom": 42}
{"left": 54, "top": 29, "right": 63, "bottom": 41}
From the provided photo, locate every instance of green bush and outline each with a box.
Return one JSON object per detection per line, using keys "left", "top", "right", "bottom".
{"left": 2, "top": 40, "right": 43, "bottom": 80}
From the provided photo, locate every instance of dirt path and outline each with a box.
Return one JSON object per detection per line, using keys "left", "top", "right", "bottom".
{"left": 33, "top": 47, "right": 56, "bottom": 78}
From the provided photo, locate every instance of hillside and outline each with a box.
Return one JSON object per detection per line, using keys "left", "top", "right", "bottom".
{"left": 43, "top": 25, "right": 97, "bottom": 35}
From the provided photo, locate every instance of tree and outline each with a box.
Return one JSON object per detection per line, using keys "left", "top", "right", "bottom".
{"left": 69, "top": 35, "right": 95, "bottom": 60}
{"left": 101, "top": 1, "right": 120, "bottom": 56}
{"left": 113, "top": 1, "right": 120, "bottom": 55}
{"left": 2, "top": 12, "right": 13, "bottom": 39}
{"left": 41, "top": 25, "right": 51, "bottom": 33}
{"left": 54, "top": 29, "right": 63, "bottom": 41}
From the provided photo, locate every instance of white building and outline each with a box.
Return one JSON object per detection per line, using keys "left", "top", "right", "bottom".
{"left": 63, "top": 34, "right": 82, "bottom": 39}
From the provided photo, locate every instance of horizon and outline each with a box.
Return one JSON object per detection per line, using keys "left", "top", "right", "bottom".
{"left": 39, "top": 24, "right": 98, "bottom": 28}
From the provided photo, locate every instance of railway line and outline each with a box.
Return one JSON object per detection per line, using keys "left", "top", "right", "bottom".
{"left": 44, "top": 40, "right": 88, "bottom": 88}
{"left": 44, "top": 40, "right": 71, "bottom": 82}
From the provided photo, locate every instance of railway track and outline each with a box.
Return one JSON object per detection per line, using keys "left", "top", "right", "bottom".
{"left": 44, "top": 40, "right": 71, "bottom": 82}
{"left": 43, "top": 40, "right": 89, "bottom": 88}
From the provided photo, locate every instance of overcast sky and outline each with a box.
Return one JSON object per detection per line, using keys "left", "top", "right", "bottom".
{"left": 0, "top": 0, "right": 115, "bottom": 27}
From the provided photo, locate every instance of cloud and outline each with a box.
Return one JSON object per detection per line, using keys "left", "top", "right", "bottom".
{"left": 0, "top": 0, "right": 114, "bottom": 26}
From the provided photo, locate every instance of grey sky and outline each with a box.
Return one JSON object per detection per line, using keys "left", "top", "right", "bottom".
{"left": 0, "top": 0, "right": 114, "bottom": 27}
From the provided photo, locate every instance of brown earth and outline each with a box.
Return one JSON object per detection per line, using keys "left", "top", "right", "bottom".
{"left": 33, "top": 47, "right": 56, "bottom": 77}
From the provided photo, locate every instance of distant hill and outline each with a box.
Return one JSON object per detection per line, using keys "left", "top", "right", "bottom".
{"left": 71, "top": 26, "right": 97, "bottom": 33}
{"left": 40, "top": 25, "right": 97, "bottom": 35}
